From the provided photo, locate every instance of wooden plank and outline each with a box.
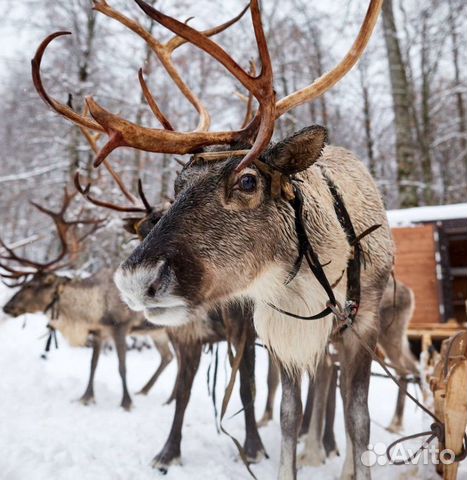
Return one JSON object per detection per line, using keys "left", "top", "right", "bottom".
{"left": 443, "top": 360, "right": 467, "bottom": 480}
{"left": 407, "top": 321, "right": 465, "bottom": 331}
{"left": 392, "top": 224, "right": 440, "bottom": 324}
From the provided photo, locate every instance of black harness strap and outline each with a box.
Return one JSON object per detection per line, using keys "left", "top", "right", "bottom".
{"left": 269, "top": 178, "right": 380, "bottom": 322}
{"left": 42, "top": 286, "right": 61, "bottom": 354}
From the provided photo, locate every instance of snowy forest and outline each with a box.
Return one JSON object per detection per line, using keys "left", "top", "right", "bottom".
{"left": 0, "top": 0, "right": 466, "bottom": 263}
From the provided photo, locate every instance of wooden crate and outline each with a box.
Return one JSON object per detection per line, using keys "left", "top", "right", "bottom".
{"left": 392, "top": 224, "right": 440, "bottom": 324}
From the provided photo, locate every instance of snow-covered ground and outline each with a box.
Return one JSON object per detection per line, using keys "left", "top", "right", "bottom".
{"left": 0, "top": 284, "right": 465, "bottom": 480}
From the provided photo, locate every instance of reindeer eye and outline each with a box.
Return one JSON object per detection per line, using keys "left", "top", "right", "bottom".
{"left": 238, "top": 174, "right": 257, "bottom": 193}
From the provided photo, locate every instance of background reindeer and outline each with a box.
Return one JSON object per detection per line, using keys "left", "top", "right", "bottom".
{"left": 1, "top": 189, "right": 173, "bottom": 411}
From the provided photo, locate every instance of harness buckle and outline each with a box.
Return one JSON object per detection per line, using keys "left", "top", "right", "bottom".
{"left": 328, "top": 300, "right": 358, "bottom": 336}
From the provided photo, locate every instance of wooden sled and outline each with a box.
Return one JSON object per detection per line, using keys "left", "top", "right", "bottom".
{"left": 429, "top": 331, "right": 467, "bottom": 479}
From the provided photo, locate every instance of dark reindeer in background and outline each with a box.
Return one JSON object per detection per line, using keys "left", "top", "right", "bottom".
{"left": 1, "top": 190, "right": 173, "bottom": 410}
{"left": 32, "top": 0, "right": 391, "bottom": 479}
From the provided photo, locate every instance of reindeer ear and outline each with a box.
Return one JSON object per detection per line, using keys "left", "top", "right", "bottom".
{"left": 262, "top": 125, "right": 327, "bottom": 175}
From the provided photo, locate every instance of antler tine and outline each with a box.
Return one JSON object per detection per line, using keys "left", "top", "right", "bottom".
{"left": 165, "top": 4, "right": 250, "bottom": 54}
{"left": 28, "top": 201, "right": 70, "bottom": 269}
{"left": 0, "top": 258, "right": 36, "bottom": 278}
{"left": 74, "top": 172, "right": 147, "bottom": 213}
{"left": 134, "top": 0, "right": 275, "bottom": 172}
{"left": 275, "top": 0, "right": 383, "bottom": 117}
{"left": 137, "top": 178, "right": 153, "bottom": 213}
{"left": 240, "top": 60, "right": 257, "bottom": 128}
{"left": 31, "top": 32, "right": 105, "bottom": 133}
{"left": 76, "top": 218, "right": 106, "bottom": 243}
{"left": 138, "top": 69, "right": 174, "bottom": 131}
{"left": 1, "top": 275, "right": 31, "bottom": 288}
{"left": 0, "top": 235, "right": 64, "bottom": 271}
{"left": 80, "top": 104, "right": 138, "bottom": 204}
{"left": 0, "top": 238, "right": 43, "bottom": 269}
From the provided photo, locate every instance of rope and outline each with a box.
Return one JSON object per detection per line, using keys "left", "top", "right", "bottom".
{"left": 219, "top": 327, "right": 258, "bottom": 479}
{"left": 343, "top": 322, "right": 467, "bottom": 465}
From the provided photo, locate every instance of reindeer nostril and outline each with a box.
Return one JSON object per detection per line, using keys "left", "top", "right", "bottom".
{"left": 146, "top": 260, "right": 171, "bottom": 298}
{"left": 147, "top": 285, "right": 156, "bottom": 297}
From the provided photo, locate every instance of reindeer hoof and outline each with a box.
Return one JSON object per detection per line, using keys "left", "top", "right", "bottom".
{"left": 245, "top": 449, "right": 268, "bottom": 464}
{"left": 121, "top": 398, "right": 133, "bottom": 411}
{"left": 244, "top": 437, "right": 268, "bottom": 463}
{"left": 136, "top": 389, "right": 149, "bottom": 396}
{"left": 326, "top": 447, "right": 340, "bottom": 459}
{"left": 386, "top": 422, "right": 402, "bottom": 434}
{"left": 298, "top": 448, "right": 326, "bottom": 467}
{"left": 79, "top": 395, "right": 96, "bottom": 406}
{"left": 257, "top": 414, "right": 272, "bottom": 428}
{"left": 151, "top": 452, "right": 181, "bottom": 473}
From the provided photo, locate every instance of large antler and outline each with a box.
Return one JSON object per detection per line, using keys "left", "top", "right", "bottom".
{"left": 31, "top": 2, "right": 252, "bottom": 167}
{"left": 32, "top": 0, "right": 383, "bottom": 172}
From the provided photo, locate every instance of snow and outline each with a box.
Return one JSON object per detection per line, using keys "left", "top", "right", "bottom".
{"left": 0, "top": 284, "right": 465, "bottom": 480}
{"left": 387, "top": 203, "right": 467, "bottom": 228}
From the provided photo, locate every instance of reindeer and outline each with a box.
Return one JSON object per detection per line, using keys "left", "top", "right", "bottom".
{"left": 32, "top": 1, "right": 389, "bottom": 479}
{"left": 0, "top": 190, "right": 173, "bottom": 411}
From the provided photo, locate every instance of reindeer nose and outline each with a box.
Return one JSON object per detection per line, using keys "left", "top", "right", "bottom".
{"left": 3, "top": 303, "right": 18, "bottom": 317}
{"left": 114, "top": 258, "right": 174, "bottom": 311}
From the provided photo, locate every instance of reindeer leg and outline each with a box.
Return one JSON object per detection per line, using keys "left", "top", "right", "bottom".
{"left": 151, "top": 341, "right": 202, "bottom": 473}
{"left": 338, "top": 318, "right": 375, "bottom": 480}
{"left": 258, "top": 352, "right": 280, "bottom": 428}
{"left": 323, "top": 363, "right": 340, "bottom": 458}
{"left": 114, "top": 325, "right": 132, "bottom": 411}
{"left": 299, "top": 373, "right": 314, "bottom": 438}
{"left": 299, "top": 355, "right": 333, "bottom": 467}
{"left": 239, "top": 327, "right": 267, "bottom": 463}
{"left": 278, "top": 366, "right": 301, "bottom": 480}
{"left": 387, "top": 376, "right": 407, "bottom": 433}
{"left": 80, "top": 334, "right": 101, "bottom": 405}
{"left": 163, "top": 343, "right": 180, "bottom": 405}
{"left": 137, "top": 336, "right": 174, "bottom": 396}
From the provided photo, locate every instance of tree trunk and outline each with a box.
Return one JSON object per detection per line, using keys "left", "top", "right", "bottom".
{"left": 448, "top": 0, "right": 467, "bottom": 187}
{"left": 419, "top": 10, "right": 434, "bottom": 205}
{"left": 381, "top": 0, "right": 418, "bottom": 207}
{"left": 359, "top": 65, "right": 375, "bottom": 177}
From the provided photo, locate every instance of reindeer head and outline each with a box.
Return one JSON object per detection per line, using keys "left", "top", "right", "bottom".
{"left": 3, "top": 272, "right": 61, "bottom": 317}
{"left": 1, "top": 189, "right": 103, "bottom": 318}
{"left": 32, "top": 0, "right": 383, "bottom": 325}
